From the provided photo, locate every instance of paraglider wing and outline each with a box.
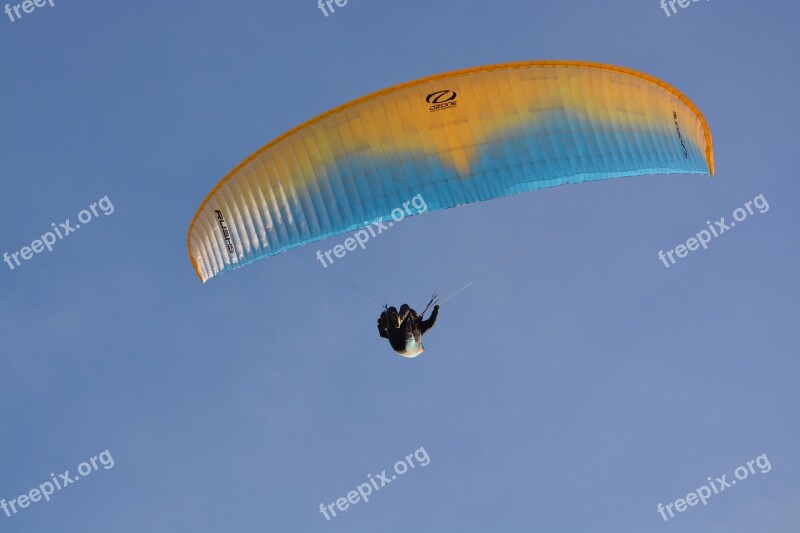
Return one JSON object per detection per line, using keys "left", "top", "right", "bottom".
{"left": 187, "top": 61, "right": 714, "bottom": 282}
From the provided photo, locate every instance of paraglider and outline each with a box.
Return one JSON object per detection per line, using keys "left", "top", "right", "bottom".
{"left": 378, "top": 299, "right": 440, "bottom": 357}
{"left": 186, "top": 60, "right": 714, "bottom": 355}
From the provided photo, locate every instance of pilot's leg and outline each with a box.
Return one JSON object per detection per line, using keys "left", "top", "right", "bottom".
{"left": 398, "top": 304, "right": 411, "bottom": 325}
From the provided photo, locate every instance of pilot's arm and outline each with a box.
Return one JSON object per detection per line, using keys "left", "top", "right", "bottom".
{"left": 419, "top": 305, "right": 439, "bottom": 335}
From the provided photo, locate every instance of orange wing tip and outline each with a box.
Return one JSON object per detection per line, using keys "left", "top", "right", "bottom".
{"left": 707, "top": 146, "right": 716, "bottom": 177}
{"left": 189, "top": 254, "right": 206, "bottom": 283}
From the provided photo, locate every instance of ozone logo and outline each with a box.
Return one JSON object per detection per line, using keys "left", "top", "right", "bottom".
{"left": 426, "top": 90, "right": 457, "bottom": 104}
{"left": 425, "top": 90, "right": 458, "bottom": 112}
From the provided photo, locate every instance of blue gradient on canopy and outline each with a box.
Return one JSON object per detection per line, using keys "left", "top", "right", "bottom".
{"left": 221, "top": 115, "right": 708, "bottom": 278}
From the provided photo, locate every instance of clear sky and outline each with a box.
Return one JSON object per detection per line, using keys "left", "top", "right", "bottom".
{"left": 1, "top": 1, "right": 799, "bottom": 531}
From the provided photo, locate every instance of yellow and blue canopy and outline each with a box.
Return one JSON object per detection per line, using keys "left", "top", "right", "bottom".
{"left": 188, "top": 61, "right": 714, "bottom": 282}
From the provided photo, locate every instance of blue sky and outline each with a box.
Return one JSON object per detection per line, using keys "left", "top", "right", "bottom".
{"left": 1, "top": 0, "right": 799, "bottom": 531}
